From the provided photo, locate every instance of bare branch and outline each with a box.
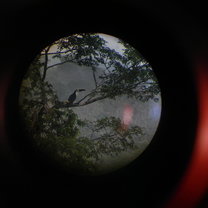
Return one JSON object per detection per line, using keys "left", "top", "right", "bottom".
{"left": 46, "top": 56, "right": 89, "bottom": 70}
{"left": 53, "top": 95, "right": 108, "bottom": 109}
{"left": 75, "top": 95, "right": 108, "bottom": 106}
{"left": 92, "top": 66, "right": 98, "bottom": 88}
{"left": 40, "top": 48, "right": 76, "bottom": 56}
{"left": 76, "top": 91, "right": 95, "bottom": 104}
{"left": 47, "top": 59, "right": 74, "bottom": 70}
{"left": 42, "top": 45, "right": 51, "bottom": 81}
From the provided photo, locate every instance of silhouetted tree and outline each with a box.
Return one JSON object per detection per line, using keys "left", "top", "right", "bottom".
{"left": 19, "top": 33, "right": 159, "bottom": 174}
{"left": 40, "top": 33, "right": 159, "bottom": 107}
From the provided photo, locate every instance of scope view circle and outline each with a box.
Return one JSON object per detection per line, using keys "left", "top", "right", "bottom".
{"left": 18, "top": 33, "right": 161, "bottom": 175}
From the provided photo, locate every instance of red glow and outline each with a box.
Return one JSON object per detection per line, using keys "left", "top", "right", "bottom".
{"left": 165, "top": 61, "right": 208, "bottom": 208}
{"left": 122, "top": 104, "right": 133, "bottom": 129}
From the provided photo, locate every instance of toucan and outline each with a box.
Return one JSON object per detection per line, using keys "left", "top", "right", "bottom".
{"left": 68, "top": 89, "right": 85, "bottom": 104}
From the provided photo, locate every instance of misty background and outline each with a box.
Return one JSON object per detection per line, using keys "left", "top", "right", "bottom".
{"left": 42, "top": 34, "right": 162, "bottom": 173}
{"left": 45, "top": 61, "right": 161, "bottom": 172}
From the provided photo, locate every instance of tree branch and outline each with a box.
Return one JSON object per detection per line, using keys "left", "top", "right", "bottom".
{"left": 46, "top": 59, "right": 74, "bottom": 70}
{"left": 53, "top": 79, "right": 152, "bottom": 110}
{"left": 92, "top": 66, "right": 98, "bottom": 88}
{"left": 42, "top": 45, "right": 51, "bottom": 81}
{"left": 53, "top": 95, "right": 108, "bottom": 109}
{"left": 76, "top": 91, "right": 95, "bottom": 104}
{"left": 46, "top": 56, "right": 89, "bottom": 70}
{"left": 78, "top": 95, "right": 108, "bottom": 106}
{"left": 40, "top": 49, "right": 75, "bottom": 56}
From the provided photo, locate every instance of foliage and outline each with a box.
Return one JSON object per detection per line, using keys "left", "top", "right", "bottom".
{"left": 81, "top": 117, "right": 143, "bottom": 156}
{"left": 42, "top": 33, "right": 160, "bottom": 107}
{"left": 19, "top": 33, "right": 160, "bottom": 174}
{"left": 19, "top": 57, "right": 97, "bottom": 174}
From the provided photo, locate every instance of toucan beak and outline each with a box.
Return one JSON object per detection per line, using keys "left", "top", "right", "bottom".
{"left": 79, "top": 89, "right": 86, "bottom": 91}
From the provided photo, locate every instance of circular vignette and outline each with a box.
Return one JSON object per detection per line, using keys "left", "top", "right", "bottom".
{"left": 4, "top": 2, "right": 197, "bottom": 207}
{"left": 18, "top": 32, "right": 162, "bottom": 175}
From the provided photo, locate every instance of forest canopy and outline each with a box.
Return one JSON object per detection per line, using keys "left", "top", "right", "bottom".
{"left": 19, "top": 33, "right": 160, "bottom": 175}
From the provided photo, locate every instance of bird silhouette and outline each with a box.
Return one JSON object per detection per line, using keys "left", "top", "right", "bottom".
{"left": 68, "top": 89, "right": 85, "bottom": 104}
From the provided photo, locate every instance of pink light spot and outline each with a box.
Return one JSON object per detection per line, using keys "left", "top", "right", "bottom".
{"left": 122, "top": 104, "right": 134, "bottom": 129}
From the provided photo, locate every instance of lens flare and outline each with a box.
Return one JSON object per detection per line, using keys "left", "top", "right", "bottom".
{"left": 122, "top": 104, "right": 134, "bottom": 129}
{"left": 165, "top": 61, "right": 208, "bottom": 208}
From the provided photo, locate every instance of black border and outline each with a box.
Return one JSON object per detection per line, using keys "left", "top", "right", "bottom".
{"left": 1, "top": 0, "right": 204, "bottom": 207}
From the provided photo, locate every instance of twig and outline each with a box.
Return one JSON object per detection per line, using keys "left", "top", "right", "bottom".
{"left": 47, "top": 59, "right": 74, "bottom": 69}
{"left": 92, "top": 66, "right": 98, "bottom": 88}
{"left": 42, "top": 45, "right": 51, "bottom": 81}
{"left": 76, "top": 91, "right": 96, "bottom": 104}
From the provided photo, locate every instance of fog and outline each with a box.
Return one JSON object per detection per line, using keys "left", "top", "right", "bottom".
{"left": 45, "top": 61, "right": 161, "bottom": 173}
{"left": 42, "top": 33, "right": 161, "bottom": 173}
{"left": 46, "top": 62, "right": 161, "bottom": 138}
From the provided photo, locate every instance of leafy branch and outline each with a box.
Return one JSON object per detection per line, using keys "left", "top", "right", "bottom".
{"left": 79, "top": 117, "right": 144, "bottom": 155}
{"left": 39, "top": 33, "right": 159, "bottom": 109}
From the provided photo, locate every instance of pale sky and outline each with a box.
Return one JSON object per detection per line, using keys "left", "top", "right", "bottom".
{"left": 45, "top": 33, "right": 127, "bottom": 71}
{"left": 44, "top": 33, "right": 161, "bottom": 125}
{"left": 39, "top": 33, "right": 162, "bottom": 174}
{"left": 98, "top": 33, "right": 126, "bottom": 53}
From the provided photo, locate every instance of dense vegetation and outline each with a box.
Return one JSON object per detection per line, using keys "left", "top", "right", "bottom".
{"left": 19, "top": 33, "right": 160, "bottom": 174}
